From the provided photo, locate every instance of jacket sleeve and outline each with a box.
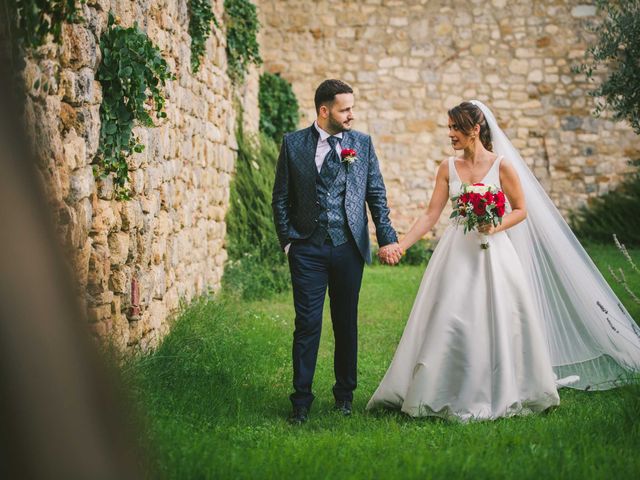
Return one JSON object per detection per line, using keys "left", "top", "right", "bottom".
{"left": 271, "top": 136, "right": 291, "bottom": 250}
{"left": 364, "top": 136, "right": 398, "bottom": 247}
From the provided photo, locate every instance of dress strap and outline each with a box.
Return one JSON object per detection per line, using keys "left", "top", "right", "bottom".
{"left": 486, "top": 154, "right": 504, "bottom": 187}
{"left": 447, "top": 156, "right": 458, "bottom": 184}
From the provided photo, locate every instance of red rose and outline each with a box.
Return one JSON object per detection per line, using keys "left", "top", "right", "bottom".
{"left": 496, "top": 204, "right": 505, "bottom": 217}
{"left": 341, "top": 148, "right": 357, "bottom": 159}
{"left": 469, "top": 193, "right": 482, "bottom": 206}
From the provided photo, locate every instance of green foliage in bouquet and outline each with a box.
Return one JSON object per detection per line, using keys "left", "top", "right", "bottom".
{"left": 223, "top": 116, "right": 289, "bottom": 300}
{"left": 95, "top": 13, "right": 174, "bottom": 200}
{"left": 575, "top": 0, "right": 640, "bottom": 134}
{"left": 188, "top": 0, "right": 219, "bottom": 73}
{"left": 570, "top": 160, "right": 640, "bottom": 245}
{"left": 259, "top": 72, "right": 299, "bottom": 145}
{"left": 224, "top": 0, "right": 261, "bottom": 85}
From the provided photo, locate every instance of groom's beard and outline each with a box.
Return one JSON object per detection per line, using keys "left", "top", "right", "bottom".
{"left": 328, "top": 113, "right": 353, "bottom": 133}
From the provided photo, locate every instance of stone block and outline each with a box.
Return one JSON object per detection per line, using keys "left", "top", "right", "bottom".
{"left": 109, "top": 266, "right": 131, "bottom": 294}
{"left": 68, "top": 165, "right": 95, "bottom": 202}
{"left": 92, "top": 198, "right": 120, "bottom": 233}
{"left": 571, "top": 5, "right": 596, "bottom": 17}
{"left": 108, "top": 231, "right": 130, "bottom": 266}
{"left": 509, "top": 59, "right": 529, "bottom": 75}
{"left": 63, "top": 129, "right": 87, "bottom": 170}
{"left": 74, "top": 105, "right": 101, "bottom": 156}
{"left": 71, "top": 197, "right": 93, "bottom": 247}
{"left": 60, "top": 67, "right": 96, "bottom": 105}
{"left": 87, "top": 303, "right": 112, "bottom": 323}
{"left": 61, "top": 23, "right": 98, "bottom": 69}
{"left": 121, "top": 200, "right": 143, "bottom": 231}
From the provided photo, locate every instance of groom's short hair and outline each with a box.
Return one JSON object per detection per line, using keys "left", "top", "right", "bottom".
{"left": 314, "top": 79, "right": 353, "bottom": 113}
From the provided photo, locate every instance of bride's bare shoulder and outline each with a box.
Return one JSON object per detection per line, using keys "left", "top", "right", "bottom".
{"left": 498, "top": 155, "right": 515, "bottom": 171}
{"left": 434, "top": 157, "right": 452, "bottom": 183}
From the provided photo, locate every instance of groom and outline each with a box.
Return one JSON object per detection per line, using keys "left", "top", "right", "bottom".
{"left": 272, "top": 79, "right": 403, "bottom": 424}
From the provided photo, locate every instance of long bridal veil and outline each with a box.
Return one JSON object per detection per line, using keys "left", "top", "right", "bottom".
{"left": 470, "top": 100, "right": 640, "bottom": 390}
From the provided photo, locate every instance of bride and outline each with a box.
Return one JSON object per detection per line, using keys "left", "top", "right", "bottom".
{"left": 368, "top": 100, "right": 640, "bottom": 421}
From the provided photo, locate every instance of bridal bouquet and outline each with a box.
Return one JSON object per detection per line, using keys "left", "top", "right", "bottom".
{"left": 450, "top": 183, "right": 506, "bottom": 249}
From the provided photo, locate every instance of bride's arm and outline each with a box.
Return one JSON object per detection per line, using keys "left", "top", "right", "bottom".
{"left": 399, "top": 161, "right": 450, "bottom": 252}
{"left": 481, "top": 158, "right": 527, "bottom": 234}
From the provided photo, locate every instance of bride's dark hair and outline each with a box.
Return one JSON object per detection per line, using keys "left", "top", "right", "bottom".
{"left": 448, "top": 102, "right": 493, "bottom": 152}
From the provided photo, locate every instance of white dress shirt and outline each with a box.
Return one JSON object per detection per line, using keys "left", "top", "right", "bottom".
{"left": 314, "top": 121, "right": 343, "bottom": 173}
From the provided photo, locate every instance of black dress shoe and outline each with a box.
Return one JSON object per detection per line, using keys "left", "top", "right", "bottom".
{"left": 334, "top": 400, "right": 352, "bottom": 416}
{"left": 288, "top": 406, "right": 309, "bottom": 424}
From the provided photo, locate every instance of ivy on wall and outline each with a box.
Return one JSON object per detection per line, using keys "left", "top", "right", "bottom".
{"left": 224, "top": 0, "right": 261, "bottom": 85}
{"left": 8, "top": 0, "right": 83, "bottom": 49}
{"left": 95, "top": 13, "right": 174, "bottom": 200}
{"left": 188, "top": 0, "right": 219, "bottom": 73}
{"left": 258, "top": 72, "right": 299, "bottom": 144}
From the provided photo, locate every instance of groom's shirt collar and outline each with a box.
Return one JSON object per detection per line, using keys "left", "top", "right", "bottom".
{"left": 314, "top": 121, "right": 343, "bottom": 141}
{"left": 313, "top": 121, "right": 343, "bottom": 173}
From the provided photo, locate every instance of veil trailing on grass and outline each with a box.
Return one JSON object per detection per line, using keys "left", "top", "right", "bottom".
{"left": 470, "top": 99, "right": 640, "bottom": 390}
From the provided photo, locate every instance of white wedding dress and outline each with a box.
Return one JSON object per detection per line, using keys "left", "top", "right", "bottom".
{"left": 366, "top": 155, "right": 561, "bottom": 421}
{"left": 368, "top": 100, "right": 640, "bottom": 421}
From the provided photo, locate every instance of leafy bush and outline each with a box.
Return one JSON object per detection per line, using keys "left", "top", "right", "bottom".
{"left": 402, "top": 239, "right": 434, "bottom": 265}
{"left": 223, "top": 118, "right": 289, "bottom": 300}
{"left": 576, "top": 0, "right": 640, "bottom": 133}
{"left": 570, "top": 160, "right": 640, "bottom": 245}
{"left": 259, "top": 72, "right": 299, "bottom": 144}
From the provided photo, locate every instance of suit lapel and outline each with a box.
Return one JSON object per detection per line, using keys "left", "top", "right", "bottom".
{"left": 300, "top": 125, "right": 319, "bottom": 179}
{"left": 340, "top": 131, "right": 357, "bottom": 190}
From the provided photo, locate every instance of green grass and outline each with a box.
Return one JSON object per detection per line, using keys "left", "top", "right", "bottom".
{"left": 126, "top": 244, "right": 640, "bottom": 479}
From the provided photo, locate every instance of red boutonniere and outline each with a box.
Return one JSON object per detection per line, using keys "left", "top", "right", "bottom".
{"left": 340, "top": 148, "right": 357, "bottom": 165}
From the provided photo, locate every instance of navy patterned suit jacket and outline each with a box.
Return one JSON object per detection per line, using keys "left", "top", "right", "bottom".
{"left": 272, "top": 124, "right": 398, "bottom": 264}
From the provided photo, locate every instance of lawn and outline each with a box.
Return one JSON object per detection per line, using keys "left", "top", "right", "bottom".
{"left": 125, "top": 243, "right": 640, "bottom": 479}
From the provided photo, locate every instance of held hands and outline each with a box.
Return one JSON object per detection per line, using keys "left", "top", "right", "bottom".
{"left": 378, "top": 242, "right": 404, "bottom": 265}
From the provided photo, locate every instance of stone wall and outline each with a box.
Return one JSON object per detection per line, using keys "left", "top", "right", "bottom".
{"left": 22, "top": 0, "right": 258, "bottom": 351}
{"left": 258, "top": 0, "right": 639, "bottom": 234}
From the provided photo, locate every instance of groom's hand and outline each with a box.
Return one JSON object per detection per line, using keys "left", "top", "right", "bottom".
{"left": 378, "top": 243, "right": 403, "bottom": 265}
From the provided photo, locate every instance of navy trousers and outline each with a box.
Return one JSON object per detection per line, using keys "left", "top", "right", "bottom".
{"left": 287, "top": 238, "right": 365, "bottom": 408}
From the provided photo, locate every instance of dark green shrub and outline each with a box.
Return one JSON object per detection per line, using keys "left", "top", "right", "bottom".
{"left": 570, "top": 160, "right": 640, "bottom": 245}
{"left": 576, "top": 0, "right": 640, "bottom": 133}
{"left": 259, "top": 72, "right": 299, "bottom": 144}
{"left": 223, "top": 118, "right": 289, "bottom": 300}
{"left": 402, "top": 239, "right": 434, "bottom": 265}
